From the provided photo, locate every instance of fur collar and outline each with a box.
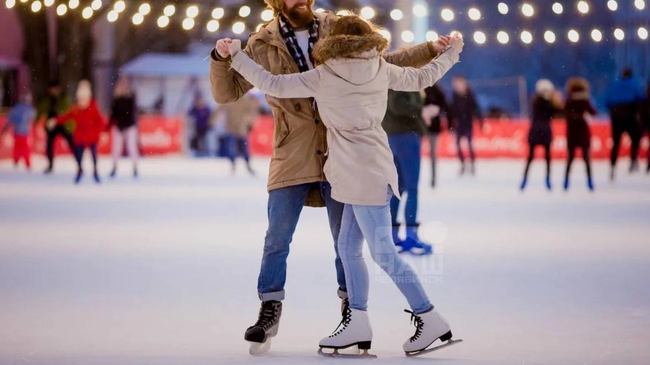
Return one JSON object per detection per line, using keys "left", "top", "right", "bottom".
{"left": 313, "top": 33, "right": 389, "bottom": 64}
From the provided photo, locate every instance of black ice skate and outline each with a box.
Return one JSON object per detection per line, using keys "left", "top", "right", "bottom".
{"left": 244, "top": 300, "right": 282, "bottom": 355}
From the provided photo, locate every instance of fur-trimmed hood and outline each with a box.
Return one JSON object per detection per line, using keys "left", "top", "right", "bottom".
{"left": 313, "top": 33, "right": 389, "bottom": 86}
{"left": 313, "top": 33, "right": 389, "bottom": 63}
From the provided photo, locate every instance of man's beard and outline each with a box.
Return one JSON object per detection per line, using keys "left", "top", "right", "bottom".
{"left": 283, "top": 1, "right": 314, "bottom": 29}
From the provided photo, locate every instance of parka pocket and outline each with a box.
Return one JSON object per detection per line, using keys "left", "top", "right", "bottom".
{"left": 272, "top": 109, "right": 290, "bottom": 149}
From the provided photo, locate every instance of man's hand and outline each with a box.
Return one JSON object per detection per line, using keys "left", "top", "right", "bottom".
{"left": 430, "top": 36, "right": 451, "bottom": 54}
{"left": 450, "top": 31, "right": 464, "bottom": 53}
{"left": 215, "top": 38, "right": 233, "bottom": 58}
{"left": 226, "top": 39, "right": 242, "bottom": 57}
{"left": 46, "top": 118, "right": 56, "bottom": 131}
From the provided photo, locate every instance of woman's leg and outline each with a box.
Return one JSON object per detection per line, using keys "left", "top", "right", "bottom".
{"left": 564, "top": 148, "right": 575, "bottom": 190}
{"left": 337, "top": 204, "right": 369, "bottom": 312}
{"left": 125, "top": 126, "right": 139, "bottom": 175}
{"left": 544, "top": 144, "right": 552, "bottom": 190}
{"left": 428, "top": 134, "right": 438, "bottom": 187}
{"left": 521, "top": 143, "right": 534, "bottom": 189}
{"left": 111, "top": 126, "right": 123, "bottom": 171}
{"left": 583, "top": 146, "right": 594, "bottom": 190}
{"left": 352, "top": 199, "right": 432, "bottom": 314}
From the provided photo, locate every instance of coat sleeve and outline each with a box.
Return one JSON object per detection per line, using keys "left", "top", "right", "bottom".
{"left": 209, "top": 46, "right": 255, "bottom": 104}
{"left": 386, "top": 48, "right": 459, "bottom": 92}
{"left": 230, "top": 51, "right": 320, "bottom": 99}
{"left": 56, "top": 108, "right": 75, "bottom": 124}
{"left": 383, "top": 42, "right": 436, "bottom": 68}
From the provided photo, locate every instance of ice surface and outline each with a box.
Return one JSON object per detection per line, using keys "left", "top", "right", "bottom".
{"left": 1, "top": 156, "right": 650, "bottom": 365}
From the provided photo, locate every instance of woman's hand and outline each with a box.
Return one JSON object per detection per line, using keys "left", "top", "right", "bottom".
{"left": 226, "top": 39, "right": 242, "bottom": 57}
{"left": 450, "top": 31, "right": 464, "bottom": 53}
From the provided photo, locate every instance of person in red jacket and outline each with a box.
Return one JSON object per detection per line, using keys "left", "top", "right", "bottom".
{"left": 53, "top": 80, "right": 106, "bottom": 184}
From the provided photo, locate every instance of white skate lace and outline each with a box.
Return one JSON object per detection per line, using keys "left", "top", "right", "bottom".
{"left": 405, "top": 310, "right": 424, "bottom": 342}
{"left": 329, "top": 306, "right": 352, "bottom": 337}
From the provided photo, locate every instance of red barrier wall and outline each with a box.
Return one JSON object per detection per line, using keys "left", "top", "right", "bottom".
{"left": 0, "top": 115, "right": 184, "bottom": 159}
{"left": 2, "top": 115, "right": 648, "bottom": 160}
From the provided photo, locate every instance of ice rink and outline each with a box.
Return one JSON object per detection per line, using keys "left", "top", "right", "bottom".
{"left": 1, "top": 156, "right": 650, "bottom": 365}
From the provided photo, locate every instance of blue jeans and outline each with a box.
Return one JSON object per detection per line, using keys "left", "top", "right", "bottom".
{"left": 388, "top": 133, "right": 421, "bottom": 226}
{"left": 223, "top": 134, "right": 250, "bottom": 164}
{"left": 258, "top": 182, "right": 347, "bottom": 301}
{"left": 456, "top": 131, "right": 475, "bottom": 163}
{"left": 74, "top": 144, "right": 98, "bottom": 169}
{"left": 338, "top": 189, "right": 432, "bottom": 313}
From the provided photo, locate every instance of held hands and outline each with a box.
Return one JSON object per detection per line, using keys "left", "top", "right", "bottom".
{"left": 430, "top": 36, "right": 451, "bottom": 54}
{"left": 449, "top": 31, "right": 464, "bottom": 53}
{"left": 215, "top": 38, "right": 242, "bottom": 58}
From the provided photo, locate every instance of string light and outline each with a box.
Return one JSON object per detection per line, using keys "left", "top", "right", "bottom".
{"left": 132, "top": 12, "right": 144, "bottom": 25}
{"left": 635, "top": 0, "right": 645, "bottom": 10}
{"left": 212, "top": 7, "right": 224, "bottom": 19}
{"left": 473, "top": 31, "right": 486, "bottom": 44}
{"left": 638, "top": 27, "right": 648, "bottom": 40}
{"left": 232, "top": 21, "right": 246, "bottom": 34}
{"left": 256, "top": 23, "right": 264, "bottom": 32}
{"left": 497, "top": 31, "right": 509, "bottom": 44}
{"left": 163, "top": 5, "right": 175, "bottom": 16}
{"left": 157, "top": 15, "right": 169, "bottom": 28}
{"left": 207, "top": 19, "right": 219, "bottom": 32}
{"left": 336, "top": 10, "right": 351, "bottom": 16}
{"left": 521, "top": 3, "right": 534, "bottom": 17}
{"left": 401, "top": 30, "right": 415, "bottom": 43}
{"left": 186, "top": 5, "right": 198, "bottom": 18}
{"left": 413, "top": 4, "right": 427, "bottom": 17}
{"left": 577, "top": 1, "right": 589, "bottom": 14}
{"left": 497, "top": 3, "right": 508, "bottom": 15}
{"left": 113, "top": 0, "right": 125, "bottom": 13}
{"left": 139, "top": 3, "right": 151, "bottom": 15}
{"left": 82, "top": 7, "right": 93, "bottom": 19}
{"left": 44, "top": 0, "right": 54, "bottom": 6}
{"left": 56, "top": 3, "right": 67, "bottom": 15}
{"left": 520, "top": 30, "right": 533, "bottom": 44}
{"left": 239, "top": 5, "right": 251, "bottom": 17}
{"left": 6, "top": 0, "right": 16, "bottom": 9}
{"left": 544, "top": 30, "right": 556, "bottom": 44}
{"left": 261, "top": 9, "right": 274, "bottom": 21}
{"left": 426, "top": 31, "right": 439, "bottom": 41}
{"left": 568, "top": 29, "right": 580, "bottom": 43}
{"left": 182, "top": 17, "right": 194, "bottom": 30}
{"left": 31, "top": 0, "right": 41, "bottom": 12}
{"left": 390, "top": 9, "right": 403, "bottom": 21}
{"left": 552, "top": 3, "right": 563, "bottom": 14}
{"left": 614, "top": 28, "right": 625, "bottom": 41}
{"left": 90, "top": 0, "right": 101, "bottom": 11}
{"left": 591, "top": 29, "right": 603, "bottom": 42}
{"left": 607, "top": 0, "right": 618, "bottom": 11}
{"left": 468, "top": 8, "right": 481, "bottom": 21}
{"left": 107, "top": 9, "right": 118, "bottom": 22}
{"left": 378, "top": 29, "right": 391, "bottom": 40}
{"left": 441, "top": 8, "right": 454, "bottom": 21}
{"left": 360, "top": 6, "right": 375, "bottom": 20}
{"left": 68, "top": 0, "right": 79, "bottom": 10}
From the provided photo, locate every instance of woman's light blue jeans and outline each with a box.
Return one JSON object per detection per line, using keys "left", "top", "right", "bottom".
{"left": 337, "top": 189, "right": 433, "bottom": 314}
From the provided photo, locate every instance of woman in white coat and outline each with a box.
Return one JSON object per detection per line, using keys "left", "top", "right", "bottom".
{"left": 226, "top": 15, "right": 463, "bottom": 355}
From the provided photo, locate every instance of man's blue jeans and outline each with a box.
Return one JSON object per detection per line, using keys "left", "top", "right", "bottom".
{"left": 388, "top": 133, "right": 421, "bottom": 226}
{"left": 257, "top": 182, "right": 347, "bottom": 301}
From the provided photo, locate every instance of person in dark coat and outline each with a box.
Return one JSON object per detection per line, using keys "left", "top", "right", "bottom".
{"left": 109, "top": 77, "right": 139, "bottom": 178}
{"left": 423, "top": 84, "right": 452, "bottom": 188}
{"left": 188, "top": 96, "right": 212, "bottom": 157}
{"left": 564, "top": 77, "right": 597, "bottom": 191}
{"left": 605, "top": 68, "right": 646, "bottom": 179}
{"left": 36, "top": 80, "right": 75, "bottom": 174}
{"left": 450, "top": 75, "right": 483, "bottom": 175}
{"left": 521, "top": 79, "right": 563, "bottom": 191}
{"left": 382, "top": 90, "right": 432, "bottom": 255}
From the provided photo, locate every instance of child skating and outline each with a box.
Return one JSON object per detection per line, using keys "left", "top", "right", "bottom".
{"left": 225, "top": 15, "right": 463, "bottom": 356}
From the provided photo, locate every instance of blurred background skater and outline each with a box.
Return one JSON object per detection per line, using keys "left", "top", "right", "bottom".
{"left": 642, "top": 80, "right": 650, "bottom": 174}
{"left": 1, "top": 93, "right": 35, "bottom": 171}
{"left": 36, "top": 80, "right": 75, "bottom": 175}
{"left": 54, "top": 80, "right": 106, "bottom": 184}
{"left": 564, "top": 78, "right": 597, "bottom": 192}
{"left": 382, "top": 90, "right": 432, "bottom": 255}
{"left": 220, "top": 93, "right": 260, "bottom": 175}
{"left": 423, "top": 83, "right": 452, "bottom": 188}
{"left": 450, "top": 75, "right": 483, "bottom": 176}
{"left": 605, "top": 68, "right": 645, "bottom": 180}
{"left": 187, "top": 95, "right": 212, "bottom": 157}
{"left": 520, "top": 80, "right": 562, "bottom": 191}
{"left": 109, "top": 77, "right": 139, "bottom": 179}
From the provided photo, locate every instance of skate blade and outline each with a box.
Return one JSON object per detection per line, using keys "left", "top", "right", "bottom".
{"left": 318, "top": 347, "right": 377, "bottom": 358}
{"left": 405, "top": 339, "right": 462, "bottom": 357}
{"left": 249, "top": 338, "right": 272, "bottom": 355}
